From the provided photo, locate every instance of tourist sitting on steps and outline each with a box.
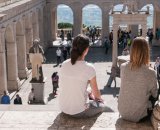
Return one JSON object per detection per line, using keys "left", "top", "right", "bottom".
{"left": 59, "top": 34, "right": 105, "bottom": 118}
{"left": 14, "top": 94, "right": 22, "bottom": 104}
{"left": 28, "top": 88, "right": 35, "bottom": 104}
{"left": 118, "top": 37, "right": 158, "bottom": 122}
{"left": 1, "top": 91, "right": 10, "bottom": 104}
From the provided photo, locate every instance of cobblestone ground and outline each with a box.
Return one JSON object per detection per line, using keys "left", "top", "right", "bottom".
{"left": 10, "top": 43, "right": 160, "bottom": 113}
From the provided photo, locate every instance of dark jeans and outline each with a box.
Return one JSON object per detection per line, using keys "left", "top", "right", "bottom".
{"left": 57, "top": 56, "right": 61, "bottom": 65}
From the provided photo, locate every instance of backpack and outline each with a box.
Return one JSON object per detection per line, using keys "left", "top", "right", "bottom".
{"left": 52, "top": 75, "right": 58, "bottom": 82}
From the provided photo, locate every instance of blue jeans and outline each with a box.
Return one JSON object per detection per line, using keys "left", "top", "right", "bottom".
{"left": 67, "top": 101, "right": 105, "bottom": 118}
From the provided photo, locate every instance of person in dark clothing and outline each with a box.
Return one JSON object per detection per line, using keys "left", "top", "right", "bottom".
{"left": 60, "top": 29, "right": 64, "bottom": 41}
{"left": 67, "top": 32, "right": 72, "bottom": 41}
{"left": 14, "top": 94, "right": 22, "bottom": 104}
{"left": 62, "top": 47, "right": 67, "bottom": 61}
{"left": 104, "top": 37, "right": 110, "bottom": 54}
{"left": 52, "top": 72, "right": 59, "bottom": 95}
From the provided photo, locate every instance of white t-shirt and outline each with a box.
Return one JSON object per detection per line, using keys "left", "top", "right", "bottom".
{"left": 58, "top": 59, "right": 96, "bottom": 115}
{"left": 56, "top": 49, "right": 61, "bottom": 57}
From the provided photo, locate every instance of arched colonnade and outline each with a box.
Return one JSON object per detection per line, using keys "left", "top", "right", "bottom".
{"left": 0, "top": 6, "right": 45, "bottom": 94}
{"left": 47, "top": 0, "right": 160, "bottom": 42}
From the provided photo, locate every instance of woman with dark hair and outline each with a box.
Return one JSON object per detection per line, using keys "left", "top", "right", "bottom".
{"left": 118, "top": 37, "right": 158, "bottom": 122}
{"left": 58, "top": 34, "right": 104, "bottom": 118}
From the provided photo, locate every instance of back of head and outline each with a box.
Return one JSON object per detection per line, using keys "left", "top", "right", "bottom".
{"left": 130, "top": 37, "right": 150, "bottom": 69}
{"left": 71, "top": 34, "right": 89, "bottom": 65}
{"left": 3, "top": 91, "right": 6, "bottom": 95}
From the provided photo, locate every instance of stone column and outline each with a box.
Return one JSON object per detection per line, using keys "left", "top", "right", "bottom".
{"left": 153, "top": 10, "right": 160, "bottom": 36}
{"left": 33, "top": 11, "right": 39, "bottom": 40}
{"left": 51, "top": 6, "right": 57, "bottom": 41}
{"left": 112, "top": 24, "right": 119, "bottom": 67}
{"left": 43, "top": 4, "right": 52, "bottom": 47}
{"left": 6, "top": 22, "right": 20, "bottom": 91}
{"left": 16, "top": 34, "right": 28, "bottom": 79}
{"left": 39, "top": 7, "right": 44, "bottom": 46}
{"left": 24, "top": 13, "right": 33, "bottom": 69}
{"left": 142, "top": 23, "right": 147, "bottom": 38}
{"left": 6, "top": 41, "right": 20, "bottom": 91}
{"left": 102, "top": 9, "right": 110, "bottom": 40}
{"left": 72, "top": 3, "right": 82, "bottom": 37}
{"left": 0, "top": 27, "right": 7, "bottom": 95}
{"left": 130, "top": 25, "right": 139, "bottom": 37}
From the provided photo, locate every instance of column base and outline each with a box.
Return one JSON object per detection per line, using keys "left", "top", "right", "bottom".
{"left": 7, "top": 78, "right": 21, "bottom": 91}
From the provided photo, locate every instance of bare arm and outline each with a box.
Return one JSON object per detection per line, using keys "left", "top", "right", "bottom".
{"left": 89, "top": 76, "right": 103, "bottom": 101}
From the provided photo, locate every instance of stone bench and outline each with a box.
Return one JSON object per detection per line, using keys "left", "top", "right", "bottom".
{"left": 0, "top": 105, "right": 153, "bottom": 130}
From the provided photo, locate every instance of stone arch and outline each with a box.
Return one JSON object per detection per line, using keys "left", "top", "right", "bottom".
{"left": 82, "top": 4, "right": 102, "bottom": 42}
{"left": 140, "top": 4, "right": 154, "bottom": 29}
{"left": 5, "top": 25, "right": 14, "bottom": 43}
{"left": 5, "top": 25, "right": 19, "bottom": 91}
{"left": 16, "top": 20, "right": 27, "bottom": 79}
{"left": 56, "top": 4, "right": 73, "bottom": 39}
{"left": 82, "top": 4, "right": 102, "bottom": 27}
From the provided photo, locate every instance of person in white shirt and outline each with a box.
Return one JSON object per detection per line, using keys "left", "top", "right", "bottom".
{"left": 28, "top": 88, "right": 35, "bottom": 104}
{"left": 56, "top": 47, "right": 62, "bottom": 65}
{"left": 59, "top": 34, "right": 105, "bottom": 118}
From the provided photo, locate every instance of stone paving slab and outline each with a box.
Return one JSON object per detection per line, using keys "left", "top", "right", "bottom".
{"left": 0, "top": 109, "right": 153, "bottom": 130}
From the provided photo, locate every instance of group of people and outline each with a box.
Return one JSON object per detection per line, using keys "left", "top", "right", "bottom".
{"left": 1, "top": 91, "right": 22, "bottom": 104}
{"left": 1, "top": 88, "right": 36, "bottom": 105}
{"left": 58, "top": 34, "right": 159, "bottom": 122}
{"left": 56, "top": 45, "right": 71, "bottom": 66}
{"left": 85, "top": 25, "right": 101, "bottom": 43}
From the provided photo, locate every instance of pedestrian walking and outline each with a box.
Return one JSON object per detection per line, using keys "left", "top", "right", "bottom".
{"left": 56, "top": 47, "right": 62, "bottom": 65}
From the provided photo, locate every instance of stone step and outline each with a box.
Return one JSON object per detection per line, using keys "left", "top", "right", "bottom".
{"left": 0, "top": 105, "right": 154, "bottom": 130}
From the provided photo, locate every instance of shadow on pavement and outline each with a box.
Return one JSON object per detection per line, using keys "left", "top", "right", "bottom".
{"left": 100, "top": 86, "right": 120, "bottom": 98}
{"left": 47, "top": 93, "right": 56, "bottom": 102}
{"left": 48, "top": 112, "right": 101, "bottom": 130}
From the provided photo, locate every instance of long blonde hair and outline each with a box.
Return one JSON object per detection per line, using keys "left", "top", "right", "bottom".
{"left": 130, "top": 37, "right": 150, "bottom": 69}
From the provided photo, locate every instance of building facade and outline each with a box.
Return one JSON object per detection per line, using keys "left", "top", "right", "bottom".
{"left": 0, "top": 0, "right": 160, "bottom": 94}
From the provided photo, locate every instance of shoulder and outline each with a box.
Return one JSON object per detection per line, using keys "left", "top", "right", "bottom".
{"left": 147, "top": 67, "right": 156, "bottom": 76}
{"left": 85, "top": 62, "right": 95, "bottom": 68}
{"left": 84, "top": 62, "right": 96, "bottom": 72}
{"left": 62, "top": 59, "right": 71, "bottom": 65}
{"left": 121, "top": 62, "right": 129, "bottom": 69}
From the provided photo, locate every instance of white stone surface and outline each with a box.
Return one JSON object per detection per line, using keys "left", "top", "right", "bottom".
{"left": 0, "top": 109, "right": 154, "bottom": 130}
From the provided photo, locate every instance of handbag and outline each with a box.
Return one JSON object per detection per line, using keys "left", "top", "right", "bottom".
{"left": 151, "top": 102, "right": 160, "bottom": 130}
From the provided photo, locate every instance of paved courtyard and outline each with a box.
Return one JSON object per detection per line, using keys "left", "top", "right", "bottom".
{"left": 1, "top": 41, "right": 160, "bottom": 130}
{"left": 9, "top": 42, "right": 160, "bottom": 112}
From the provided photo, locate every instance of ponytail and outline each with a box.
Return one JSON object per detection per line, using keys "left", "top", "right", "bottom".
{"left": 71, "top": 34, "right": 89, "bottom": 65}
{"left": 71, "top": 49, "right": 80, "bottom": 65}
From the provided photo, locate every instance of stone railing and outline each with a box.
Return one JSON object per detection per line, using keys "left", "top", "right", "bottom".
{"left": 57, "top": 28, "right": 102, "bottom": 37}
{"left": 0, "top": 0, "right": 21, "bottom": 7}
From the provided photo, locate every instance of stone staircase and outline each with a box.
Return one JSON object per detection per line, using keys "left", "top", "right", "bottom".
{"left": 0, "top": 105, "right": 154, "bottom": 130}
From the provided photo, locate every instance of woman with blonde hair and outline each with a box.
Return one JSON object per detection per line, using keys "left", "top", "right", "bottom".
{"left": 118, "top": 37, "right": 158, "bottom": 122}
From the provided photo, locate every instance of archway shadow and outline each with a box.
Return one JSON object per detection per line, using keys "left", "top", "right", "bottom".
{"left": 47, "top": 93, "right": 56, "bottom": 102}
{"left": 48, "top": 112, "right": 102, "bottom": 130}
{"left": 100, "top": 86, "right": 120, "bottom": 98}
